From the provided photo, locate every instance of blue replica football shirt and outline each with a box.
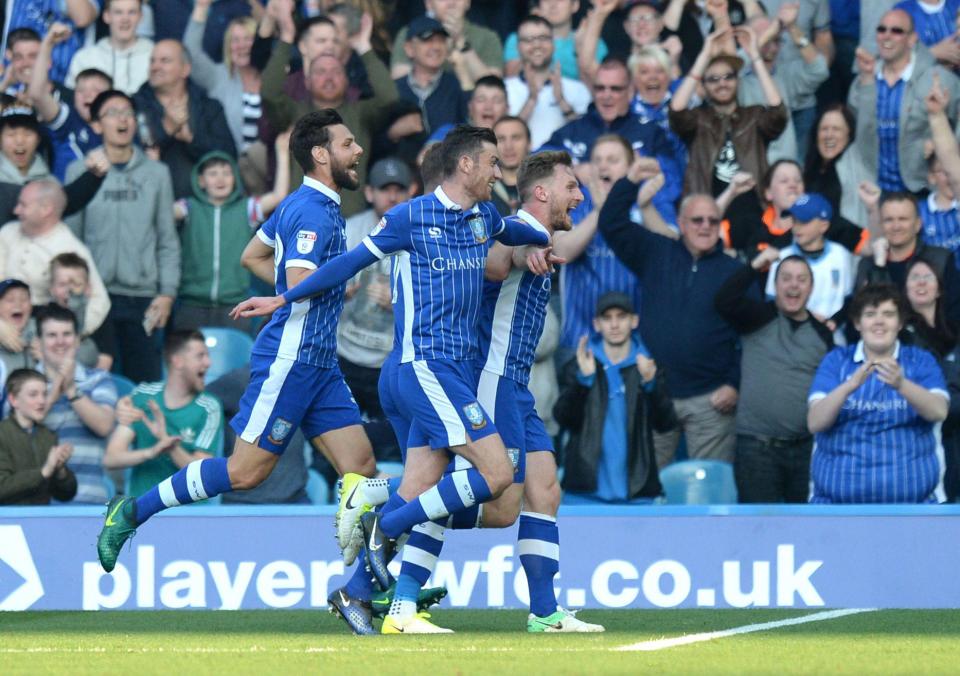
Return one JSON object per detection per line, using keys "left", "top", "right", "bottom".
{"left": 477, "top": 210, "right": 553, "bottom": 385}
{"left": 251, "top": 177, "right": 348, "bottom": 367}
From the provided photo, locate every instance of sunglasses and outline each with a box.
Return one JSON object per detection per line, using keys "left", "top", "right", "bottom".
{"left": 705, "top": 73, "right": 737, "bottom": 84}
{"left": 593, "top": 84, "right": 627, "bottom": 92}
{"left": 876, "top": 25, "right": 907, "bottom": 35}
{"left": 689, "top": 216, "right": 722, "bottom": 226}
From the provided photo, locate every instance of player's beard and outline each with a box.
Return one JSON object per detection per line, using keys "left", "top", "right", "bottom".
{"left": 549, "top": 200, "right": 573, "bottom": 232}
{"left": 331, "top": 157, "right": 360, "bottom": 191}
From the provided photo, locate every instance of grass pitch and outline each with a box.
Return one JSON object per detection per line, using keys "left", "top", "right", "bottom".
{"left": 2, "top": 609, "right": 959, "bottom": 675}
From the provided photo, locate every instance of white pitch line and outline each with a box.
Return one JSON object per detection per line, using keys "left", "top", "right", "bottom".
{"left": 615, "top": 608, "right": 878, "bottom": 652}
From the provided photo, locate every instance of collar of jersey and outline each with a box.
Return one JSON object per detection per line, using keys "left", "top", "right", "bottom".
{"left": 926, "top": 191, "right": 958, "bottom": 213}
{"left": 434, "top": 185, "right": 479, "bottom": 214}
{"left": 853, "top": 339, "right": 900, "bottom": 363}
{"left": 303, "top": 176, "right": 341, "bottom": 205}
{"left": 517, "top": 208, "right": 549, "bottom": 235}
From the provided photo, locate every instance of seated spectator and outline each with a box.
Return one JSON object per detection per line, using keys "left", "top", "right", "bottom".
{"left": 894, "top": 0, "right": 960, "bottom": 69}
{"left": 103, "top": 329, "right": 223, "bottom": 498}
{"left": 67, "top": 0, "right": 153, "bottom": 94}
{"left": 48, "top": 253, "right": 110, "bottom": 369}
{"left": 716, "top": 250, "right": 833, "bottom": 503}
{"left": 36, "top": 304, "right": 117, "bottom": 504}
{"left": 134, "top": 39, "right": 237, "bottom": 198}
{"left": 669, "top": 28, "right": 788, "bottom": 252}
{"left": 0, "top": 180, "right": 111, "bottom": 339}
{"left": 0, "top": 114, "right": 109, "bottom": 224}
{"left": 183, "top": 0, "right": 262, "bottom": 155}
{"left": 395, "top": 17, "right": 467, "bottom": 136}
{"left": 553, "top": 292, "right": 672, "bottom": 503}
{"left": 808, "top": 283, "right": 949, "bottom": 503}
{"left": 508, "top": 0, "right": 607, "bottom": 81}
{"left": 491, "top": 116, "right": 529, "bottom": 216}
{"left": 0, "top": 279, "right": 35, "bottom": 379}
{"left": 0, "top": 368, "right": 76, "bottom": 504}
{"left": 849, "top": 8, "right": 960, "bottom": 194}
{"left": 2, "top": 1, "right": 97, "bottom": 84}
{"left": 175, "top": 134, "right": 290, "bottom": 331}
{"left": 67, "top": 90, "right": 179, "bottom": 384}
{"left": 27, "top": 23, "right": 111, "bottom": 181}
{"left": 390, "top": 0, "right": 504, "bottom": 85}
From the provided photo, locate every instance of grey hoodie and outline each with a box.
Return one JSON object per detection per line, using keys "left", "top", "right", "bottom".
{"left": 0, "top": 152, "right": 50, "bottom": 185}
{"left": 65, "top": 146, "right": 180, "bottom": 298}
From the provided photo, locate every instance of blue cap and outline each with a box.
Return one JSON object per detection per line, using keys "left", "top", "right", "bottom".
{"left": 782, "top": 193, "right": 833, "bottom": 222}
{"left": 406, "top": 16, "right": 449, "bottom": 41}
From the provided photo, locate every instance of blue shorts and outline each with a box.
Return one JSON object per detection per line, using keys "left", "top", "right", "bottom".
{"left": 399, "top": 359, "right": 498, "bottom": 450}
{"left": 378, "top": 352, "right": 412, "bottom": 461}
{"left": 475, "top": 369, "right": 554, "bottom": 483}
{"left": 231, "top": 356, "right": 362, "bottom": 453}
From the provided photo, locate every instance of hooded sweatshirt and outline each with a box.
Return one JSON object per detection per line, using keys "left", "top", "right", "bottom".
{"left": 65, "top": 37, "right": 154, "bottom": 95}
{"left": 65, "top": 146, "right": 180, "bottom": 298}
{"left": 178, "top": 151, "right": 256, "bottom": 306}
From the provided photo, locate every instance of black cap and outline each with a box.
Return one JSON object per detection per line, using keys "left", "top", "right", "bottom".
{"left": 0, "top": 279, "right": 29, "bottom": 298}
{"left": 596, "top": 291, "right": 635, "bottom": 316}
{"left": 406, "top": 16, "right": 449, "bottom": 41}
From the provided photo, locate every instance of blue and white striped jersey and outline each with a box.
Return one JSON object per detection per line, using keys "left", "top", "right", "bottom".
{"left": 251, "top": 177, "right": 347, "bottom": 367}
{"left": 3, "top": 0, "right": 98, "bottom": 84}
{"left": 364, "top": 187, "right": 504, "bottom": 363}
{"left": 920, "top": 193, "right": 960, "bottom": 263}
{"left": 478, "top": 210, "right": 552, "bottom": 385}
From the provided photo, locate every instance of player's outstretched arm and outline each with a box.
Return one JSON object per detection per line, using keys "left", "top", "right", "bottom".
{"left": 492, "top": 219, "right": 551, "bottom": 247}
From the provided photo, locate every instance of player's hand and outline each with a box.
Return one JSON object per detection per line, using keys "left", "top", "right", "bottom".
{"left": 115, "top": 396, "right": 144, "bottom": 427}
{"left": 525, "top": 245, "right": 566, "bottom": 275}
{"left": 750, "top": 246, "right": 780, "bottom": 270}
{"left": 874, "top": 357, "right": 905, "bottom": 390}
{"left": 576, "top": 335, "right": 596, "bottom": 377}
{"left": 636, "top": 171, "right": 665, "bottom": 208}
{"left": 231, "top": 295, "right": 286, "bottom": 319}
{"left": 709, "top": 384, "right": 738, "bottom": 414}
{"left": 636, "top": 354, "right": 657, "bottom": 383}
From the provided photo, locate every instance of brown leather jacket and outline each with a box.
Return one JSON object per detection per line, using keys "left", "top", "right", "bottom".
{"left": 669, "top": 102, "right": 787, "bottom": 200}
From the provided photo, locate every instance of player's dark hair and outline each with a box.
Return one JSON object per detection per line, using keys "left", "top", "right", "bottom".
{"left": 75, "top": 68, "right": 113, "bottom": 87}
{"left": 6, "top": 28, "right": 41, "bottom": 49}
{"left": 494, "top": 115, "right": 531, "bottom": 143}
{"left": 879, "top": 190, "right": 919, "bottom": 216}
{"left": 419, "top": 142, "right": 445, "bottom": 194}
{"left": 472, "top": 75, "right": 506, "bottom": 95}
{"left": 163, "top": 329, "right": 206, "bottom": 365}
{"left": 36, "top": 302, "right": 80, "bottom": 334}
{"left": 6, "top": 368, "right": 46, "bottom": 397}
{"left": 89, "top": 89, "right": 136, "bottom": 122}
{"left": 290, "top": 108, "right": 344, "bottom": 174}
{"left": 773, "top": 254, "right": 813, "bottom": 284}
{"left": 439, "top": 125, "right": 497, "bottom": 179}
{"left": 848, "top": 283, "right": 906, "bottom": 324}
{"left": 517, "top": 151, "right": 572, "bottom": 203}
{"left": 517, "top": 15, "right": 553, "bottom": 35}
{"left": 296, "top": 15, "right": 337, "bottom": 44}
{"left": 50, "top": 252, "right": 89, "bottom": 276}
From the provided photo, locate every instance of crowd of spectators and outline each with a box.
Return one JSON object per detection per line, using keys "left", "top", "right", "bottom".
{"left": 3, "top": 0, "right": 960, "bottom": 507}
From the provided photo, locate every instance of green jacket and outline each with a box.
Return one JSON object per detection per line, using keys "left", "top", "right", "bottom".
{"left": 0, "top": 417, "right": 76, "bottom": 505}
{"left": 178, "top": 151, "right": 254, "bottom": 306}
{"left": 262, "top": 45, "right": 398, "bottom": 217}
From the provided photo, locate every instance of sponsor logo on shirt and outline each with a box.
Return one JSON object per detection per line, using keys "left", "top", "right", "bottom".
{"left": 297, "top": 231, "right": 317, "bottom": 254}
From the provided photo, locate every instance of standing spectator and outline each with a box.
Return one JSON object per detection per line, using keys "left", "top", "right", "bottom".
{"left": 579, "top": 0, "right": 677, "bottom": 85}
{"left": 422, "top": 73, "right": 510, "bottom": 142}
{"left": 808, "top": 283, "right": 949, "bottom": 503}
{"left": 48, "top": 254, "right": 110, "bottom": 369}
{"left": 759, "top": 0, "right": 834, "bottom": 66}
{"left": 669, "top": 27, "right": 788, "bottom": 252}
{"left": 491, "top": 116, "right": 529, "bottom": 216}
{"left": 133, "top": 39, "right": 237, "bottom": 198}
{"left": 66, "top": 0, "right": 153, "bottom": 94}
{"left": 628, "top": 46, "right": 684, "bottom": 167}
{"left": 102, "top": 329, "right": 222, "bottom": 498}
{"left": 27, "top": 22, "right": 111, "bottom": 181}
{"left": 925, "top": 72, "right": 960, "bottom": 258}
{"left": 390, "top": 0, "right": 504, "bottom": 85}
{"left": 894, "top": 0, "right": 960, "bottom": 69}
{"left": 66, "top": 90, "right": 179, "bottom": 384}
{"left": 2, "top": 1, "right": 99, "bottom": 84}
{"left": 599, "top": 164, "right": 746, "bottom": 466}
{"left": 2, "top": 28, "right": 42, "bottom": 103}
{"left": 0, "top": 280, "right": 35, "bottom": 378}
{"left": 505, "top": 15, "right": 590, "bottom": 149}
{"left": 553, "top": 292, "right": 673, "bottom": 504}
{"left": 817, "top": 0, "right": 859, "bottom": 109}
{"left": 716, "top": 250, "right": 833, "bottom": 502}
{"left": 337, "top": 157, "right": 416, "bottom": 419}
{"left": 849, "top": 8, "right": 960, "bottom": 194}
{"left": 0, "top": 368, "right": 76, "bottom": 505}
{"left": 174, "top": 133, "right": 290, "bottom": 332}
{"left": 508, "top": 0, "right": 607, "bottom": 81}
{"left": 394, "top": 17, "right": 467, "bottom": 136}
{"left": 0, "top": 179, "right": 111, "bottom": 336}
{"left": 36, "top": 304, "right": 117, "bottom": 504}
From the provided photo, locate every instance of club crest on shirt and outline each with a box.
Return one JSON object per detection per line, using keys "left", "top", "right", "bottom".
{"left": 468, "top": 216, "right": 488, "bottom": 243}
{"left": 463, "top": 402, "right": 487, "bottom": 430}
{"left": 506, "top": 447, "right": 520, "bottom": 473}
{"left": 268, "top": 417, "right": 293, "bottom": 444}
{"left": 370, "top": 217, "right": 387, "bottom": 237}
{"left": 297, "top": 230, "right": 317, "bottom": 254}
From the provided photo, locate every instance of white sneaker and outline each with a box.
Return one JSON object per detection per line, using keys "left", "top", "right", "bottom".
{"left": 527, "top": 607, "right": 605, "bottom": 633}
{"left": 382, "top": 612, "right": 454, "bottom": 634}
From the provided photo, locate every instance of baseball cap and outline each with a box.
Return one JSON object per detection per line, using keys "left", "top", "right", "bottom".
{"left": 596, "top": 291, "right": 635, "bottom": 316}
{"left": 706, "top": 54, "right": 745, "bottom": 75}
{"left": 0, "top": 279, "right": 29, "bottom": 299}
{"left": 406, "top": 16, "right": 449, "bottom": 42}
{"left": 782, "top": 193, "right": 833, "bottom": 222}
{"left": 368, "top": 158, "right": 413, "bottom": 189}
{"left": 625, "top": 0, "right": 662, "bottom": 12}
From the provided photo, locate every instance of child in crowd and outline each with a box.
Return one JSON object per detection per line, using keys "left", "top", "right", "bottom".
{"left": 0, "top": 279, "right": 36, "bottom": 381}
{"left": 49, "top": 253, "right": 112, "bottom": 370}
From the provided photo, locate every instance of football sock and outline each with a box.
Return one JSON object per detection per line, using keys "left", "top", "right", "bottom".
{"left": 379, "top": 469, "right": 492, "bottom": 539}
{"left": 344, "top": 550, "right": 375, "bottom": 601}
{"left": 518, "top": 511, "right": 560, "bottom": 617}
{"left": 389, "top": 573, "right": 420, "bottom": 619}
{"left": 134, "top": 458, "right": 232, "bottom": 525}
{"left": 361, "top": 477, "right": 392, "bottom": 506}
{"left": 398, "top": 518, "right": 445, "bottom": 588}
{"left": 447, "top": 503, "right": 482, "bottom": 529}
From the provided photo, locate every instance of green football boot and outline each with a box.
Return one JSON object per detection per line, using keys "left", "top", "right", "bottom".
{"left": 97, "top": 496, "right": 138, "bottom": 572}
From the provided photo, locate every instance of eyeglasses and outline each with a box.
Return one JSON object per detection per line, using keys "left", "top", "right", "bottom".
{"left": 908, "top": 273, "right": 936, "bottom": 283}
{"left": 705, "top": 73, "right": 737, "bottom": 84}
{"left": 518, "top": 34, "right": 552, "bottom": 44}
{"left": 593, "top": 84, "right": 627, "bottom": 92}
{"left": 100, "top": 109, "right": 136, "bottom": 119}
{"left": 876, "top": 25, "right": 907, "bottom": 35}
{"left": 688, "top": 216, "right": 722, "bottom": 226}
{"left": 626, "top": 13, "right": 659, "bottom": 25}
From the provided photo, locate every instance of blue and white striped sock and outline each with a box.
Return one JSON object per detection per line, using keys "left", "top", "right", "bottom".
{"left": 379, "top": 469, "right": 492, "bottom": 538}
{"left": 134, "top": 458, "right": 232, "bottom": 525}
{"left": 518, "top": 511, "right": 560, "bottom": 617}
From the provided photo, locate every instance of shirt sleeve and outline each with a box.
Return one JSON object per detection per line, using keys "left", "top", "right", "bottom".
{"left": 908, "top": 348, "right": 950, "bottom": 400}
{"left": 361, "top": 209, "right": 412, "bottom": 260}
{"left": 193, "top": 396, "right": 224, "bottom": 455}
{"left": 808, "top": 348, "right": 845, "bottom": 402}
{"left": 278, "top": 206, "right": 335, "bottom": 271}
{"left": 257, "top": 210, "right": 278, "bottom": 247}
{"left": 88, "top": 371, "right": 118, "bottom": 408}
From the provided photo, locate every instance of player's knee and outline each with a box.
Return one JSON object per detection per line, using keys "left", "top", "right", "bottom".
{"left": 227, "top": 459, "right": 269, "bottom": 491}
{"left": 482, "top": 502, "right": 520, "bottom": 528}
{"left": 485, "top": 462, "right": 514, "bottom": 497}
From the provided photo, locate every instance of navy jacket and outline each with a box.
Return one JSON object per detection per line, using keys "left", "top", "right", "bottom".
{"left": 598, "top": 177, "right": 745, "bottom": 398}
{"left": 395, "top": 71, "right": 468, "bottom": 135}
